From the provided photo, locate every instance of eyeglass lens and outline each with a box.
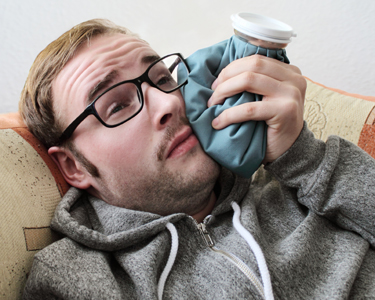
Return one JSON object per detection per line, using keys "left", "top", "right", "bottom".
{"left": 94, "top": 54, "right": 188, "bottom": 126}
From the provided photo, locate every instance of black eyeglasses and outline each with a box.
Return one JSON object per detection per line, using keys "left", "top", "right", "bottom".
{"left": 58, "top": 53, "right": 189, "bottom": 145}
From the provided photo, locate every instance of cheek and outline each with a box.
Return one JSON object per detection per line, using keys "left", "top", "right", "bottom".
{"left": 175, "top": 90, "right": 186, "bottom": 110}
{"left": 79, "top": 123, "right": 155, "bottom": 171}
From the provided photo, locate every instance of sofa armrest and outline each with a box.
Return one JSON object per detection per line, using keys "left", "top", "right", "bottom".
{"left": 0, "top": 112, "right": 69, "bottom": 300}
{"left": 304, "top": 78, "right": 375, "bottom": 159}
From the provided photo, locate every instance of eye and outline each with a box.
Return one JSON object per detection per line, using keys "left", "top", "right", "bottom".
{"left": 110, "top": 102, "right": 128, "bottom": 115}
{"left": 95, "top": 81, "right": 141, "bottom": 125}
{"left": 156, "top": 74, "right": 174, "bottom": 87}
{"left": 106, "top": 95, "right": 133, "bottom": 117}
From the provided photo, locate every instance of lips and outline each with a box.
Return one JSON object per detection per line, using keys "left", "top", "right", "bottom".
{"left": 166, "top": 127, "right": 198, "bottom": 159}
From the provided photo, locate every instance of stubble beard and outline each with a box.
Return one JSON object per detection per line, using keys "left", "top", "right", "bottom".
{"left": 129, "top": 155, "right": 220, "bottom": 216}
{"left": 98, "top": 115, "right": 220, "bottom": 216}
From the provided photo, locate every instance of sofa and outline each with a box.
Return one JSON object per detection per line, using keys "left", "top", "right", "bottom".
{"left": 1, "top": 78, "right": 375, "bottom": 299}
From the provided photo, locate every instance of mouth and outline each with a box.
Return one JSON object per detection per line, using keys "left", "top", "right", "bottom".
{"left": 166, "top": 127, "right": 199, "bottom": 159}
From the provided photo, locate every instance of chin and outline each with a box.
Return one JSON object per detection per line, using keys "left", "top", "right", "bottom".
{"left": 180, "top": 147, "right": 219, "bottom": 177}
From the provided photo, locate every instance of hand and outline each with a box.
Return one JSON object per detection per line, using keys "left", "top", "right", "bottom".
{"left": 207, "top": 55, "right": 306, "bottom": 163}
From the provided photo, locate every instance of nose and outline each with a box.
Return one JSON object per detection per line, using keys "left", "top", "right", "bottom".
{"left": 141, "top": 82, "right": 184, "bottom": 130}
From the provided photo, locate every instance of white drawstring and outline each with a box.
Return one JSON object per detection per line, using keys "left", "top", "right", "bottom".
{"left": 231, "top": 202, "right": 274, "bottom": 300}
{"left": 157, "top": 222, "right": 179, "bottom": 300}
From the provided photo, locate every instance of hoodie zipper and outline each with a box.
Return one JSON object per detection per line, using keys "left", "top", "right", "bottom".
{"left": 195, "top": 217, "right": 266, "bottom": 299}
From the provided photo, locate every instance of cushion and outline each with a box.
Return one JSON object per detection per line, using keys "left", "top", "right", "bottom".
{"left": 0, "top": 78, "right": 374, "bottom": 299}
{"left": 304, "top": 78, "right": 375, "bottom": 154}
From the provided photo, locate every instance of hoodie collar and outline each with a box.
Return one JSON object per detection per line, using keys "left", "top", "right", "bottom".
{"left": 51, "top": 168, "right": 251, "bottom": 251}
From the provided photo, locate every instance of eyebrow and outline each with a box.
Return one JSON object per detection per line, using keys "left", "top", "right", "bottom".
{"left": 86, "top": 54, "right": 161, "bottom": 106}
{"left": 87, "top": 70, "right": 118, "bottom": 105}
{"left": 141, "top": 54, "right": 160, "bottom": 65}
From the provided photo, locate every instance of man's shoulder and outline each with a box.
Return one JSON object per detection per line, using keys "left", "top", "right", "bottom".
{"left": 33, "top": 237, "right": 110, "bottom": 271}
{"left": 28, "top": 237, "right": 119, "bottom": 288}
{"left": 25, "top": 237, "right": 125, "bottom": 299}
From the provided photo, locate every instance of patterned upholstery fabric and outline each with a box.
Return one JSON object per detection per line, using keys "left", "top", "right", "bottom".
{"left": 0, "top": 78, "right": 374, "bottom": 299}
{"left": 304, "top": 79, "right": 375, "bottom": 151}
{"left": 0, "top": 113, "right": 69, "bottom": 300}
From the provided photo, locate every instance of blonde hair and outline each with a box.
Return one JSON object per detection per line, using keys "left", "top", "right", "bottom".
{"left": 19, "top": 19, "right": 137, "bottom": 148}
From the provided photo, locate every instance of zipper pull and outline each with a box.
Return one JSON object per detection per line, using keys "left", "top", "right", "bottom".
{"left": 197, "top": 222, "right": 215, "bottom": 248}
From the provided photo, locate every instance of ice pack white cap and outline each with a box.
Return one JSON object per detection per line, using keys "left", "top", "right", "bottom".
{"left": 231, "top": 13, "right": 296, "bottom": 44}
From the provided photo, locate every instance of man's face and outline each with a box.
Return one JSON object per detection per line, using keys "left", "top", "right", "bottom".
{"left": 52, "top": 33, "right": 220, "bottom": 216}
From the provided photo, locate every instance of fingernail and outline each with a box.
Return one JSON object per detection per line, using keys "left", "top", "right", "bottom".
{"left": 212, "top": 118, "right": 219, "bottom": 128}
{"left": 211, "top": 79, "right": 218, "bottom": 90}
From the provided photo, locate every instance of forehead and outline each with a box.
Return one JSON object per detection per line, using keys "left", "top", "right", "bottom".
{"left": 72, "top": 33, "right": 154, "bottom": 67}
{"left": 52, "top": 33, "right": 156, "bottom": 125}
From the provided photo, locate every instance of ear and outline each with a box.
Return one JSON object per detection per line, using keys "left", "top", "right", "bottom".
{"left": 48, "top": 146, "right": 92, "bottom": 190}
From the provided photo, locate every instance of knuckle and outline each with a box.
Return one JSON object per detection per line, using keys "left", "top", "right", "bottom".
{"left": 250, "top": 55, "right": 264, "bottom": 70}
{"left": 289, "top": 86, "right": 302, "bottom": 102}
{"left": 298, "top": 76, "right": 307, "bottom": 92}
{"left": 283, "top": 98, "right": 300, "bottom": 116}
{"left": 288, "top": 77, "right": 305, "bottom": 99}
{"left": 289, "top": 64, "right": 303, "bottom": 75}
{"left": 245, "top": 103, "right": 256, "bottom": 116}
{"left": 244, "top": 71, "right": 255, "bottom": 84}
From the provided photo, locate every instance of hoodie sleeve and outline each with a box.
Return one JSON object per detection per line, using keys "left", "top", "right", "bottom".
{"left": 265, "top": 122, "right": 375, "bottom": 248}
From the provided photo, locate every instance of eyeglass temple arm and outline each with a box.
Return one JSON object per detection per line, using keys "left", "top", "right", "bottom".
{"left": 58, "top": 109, "right": 92, "bottom": 144}
{"left": 168, "top": 57, "right": 182, "bottom": 73}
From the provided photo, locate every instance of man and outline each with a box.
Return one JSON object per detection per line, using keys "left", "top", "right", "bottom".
{"left": 21, "top": 19, "right": 374, "bottom": 299}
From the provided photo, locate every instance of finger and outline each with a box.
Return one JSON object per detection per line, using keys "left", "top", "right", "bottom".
{"left": 211, "top": 55, "right": 301, "bottom": 91}
{"left": 208, "top": 71, "right": 303, "bottom": 107}
{"left": 211, "top": 98, "right": 301, "bottom": 130}
{"left": 211, "top": 101, "right": 273, "bottom": 130}
{"left": 208, "top": 72, "right": 270, "bottom": 107}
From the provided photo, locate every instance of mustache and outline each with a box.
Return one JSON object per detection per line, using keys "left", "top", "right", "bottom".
{"left": 156, "top": 115, "right": 191, "bottom": 161}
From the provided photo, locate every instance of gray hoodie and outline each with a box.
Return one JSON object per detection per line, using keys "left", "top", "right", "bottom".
{"left": 23, "top": 125, "right": 375, "bottom": 299}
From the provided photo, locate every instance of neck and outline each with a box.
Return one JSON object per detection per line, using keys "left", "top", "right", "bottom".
{"left": 191, "top": 191, "right": 217, "bottom": 223}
